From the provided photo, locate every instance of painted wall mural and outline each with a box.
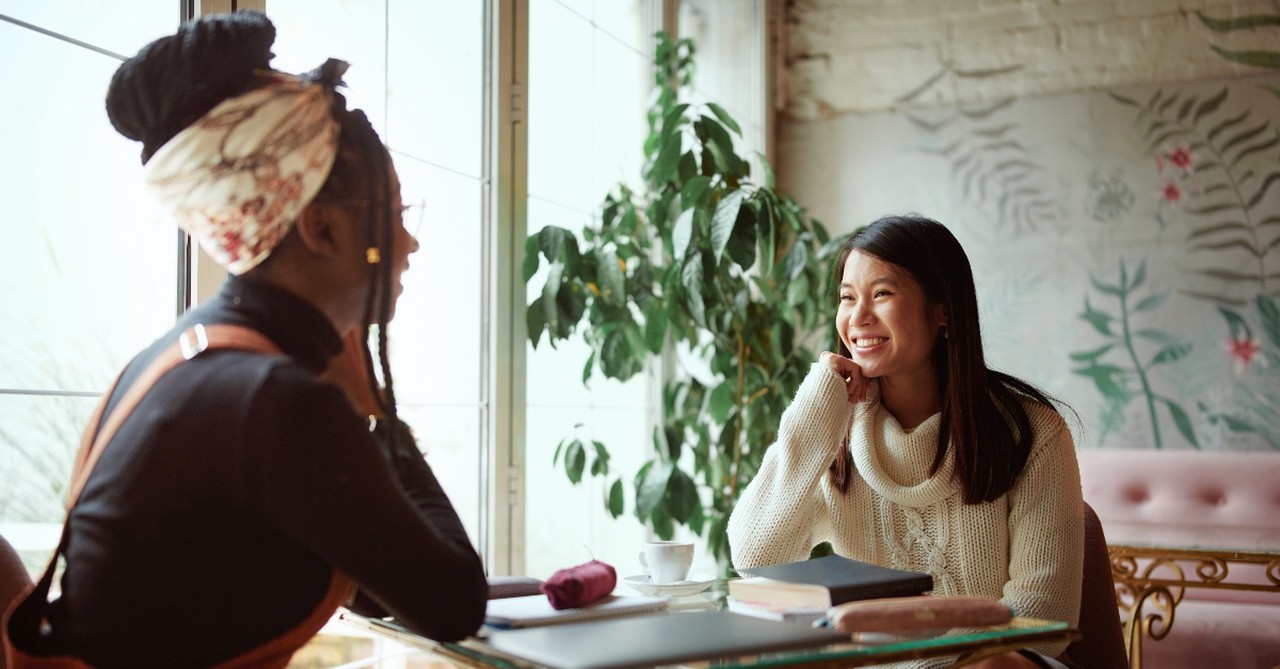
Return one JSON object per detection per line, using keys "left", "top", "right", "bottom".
{"left": 779, "top": 71, "right": 1280, "bottom": 451}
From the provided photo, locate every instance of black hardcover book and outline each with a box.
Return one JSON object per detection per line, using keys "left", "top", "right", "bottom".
{"left": 734, "top": 554, "right": 933, "bottom": 606}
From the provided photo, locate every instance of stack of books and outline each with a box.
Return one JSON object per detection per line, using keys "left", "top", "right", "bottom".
{"left": 726, "top": 554, "right": 933, "bottom": 624}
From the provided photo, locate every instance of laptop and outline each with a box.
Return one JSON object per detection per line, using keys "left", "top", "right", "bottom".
{"left": 485, "top": 610, "right": 849, "bottom": 669}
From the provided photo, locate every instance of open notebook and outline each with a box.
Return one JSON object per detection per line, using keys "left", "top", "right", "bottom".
{"left": 483, "top": 594, "right": 668, "bottom": 629}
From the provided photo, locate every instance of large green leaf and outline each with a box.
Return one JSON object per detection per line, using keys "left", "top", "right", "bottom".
{"left": 705, "top": 102, "right": 742, "bottom": 136}
{"left": 706, "top": 380, "right": 736, "bottom": 423}
{"left": 665, "top": 468, "right": 699, "bottom": 523}
{"left": 672, "top": 207, "right": 695, "bottom": 261}
{"left": 598, "top": 248, "right": 625, "bottom": 304}
{"left": 680, "top": 175, "right": 712, "bottom": 211}
{"left": 779, "top": 236, "right": 810, "bottom": 281}
{"left": 635, "top": 460, "right": 673, "bottom": 519}
{"left": 726, "top": 202, "right": 758, "bottom": 270}
{"left": 590, "top": 440, "right": 611, "bottom": 476}
{"left": 643, "top": 301, "right": 669, "bottom": 354}
{"left": 526, "top": 296, "right": 547, "bottom": 348}
{"left": 606, "top": 479, "right": 624, "bottom": 518}
{"left": 521, "top": 234, "right": 541, "bottom": 282}
{"left": 682, "top": 253, "right": 706, "bottom": 326}
{"left": 651, "top": 131, "right": 684, "bottom": 185}
{"left": 563, "top": 439, "right": 586, "bottom": 484}
{"left": 711, "top": 189, "right": 746, "bottom": 263}
{"left": 541, "top": 264, "right": 563, "bottom": 333}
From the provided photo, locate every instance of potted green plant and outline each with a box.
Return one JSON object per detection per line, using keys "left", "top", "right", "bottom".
{"left": 523, "top": 32, "right": 846, "bottom": 570}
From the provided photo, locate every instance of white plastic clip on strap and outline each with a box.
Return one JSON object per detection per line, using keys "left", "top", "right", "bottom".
{"left": 179, "top": 323, "right": 210, "bottom": 360}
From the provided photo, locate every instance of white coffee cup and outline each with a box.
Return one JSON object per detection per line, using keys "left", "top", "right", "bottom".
{"left": 638, "top": 540, "right": 694, "bottom": 584}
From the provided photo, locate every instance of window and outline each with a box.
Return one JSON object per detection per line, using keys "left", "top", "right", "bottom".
{"left": 0, "top": 1, "right": 181, "bottom": 570}
{"left": 266, "top": 0, "right": 490, "bottom": 553}
{"left": 0, "top": 0, "right": 771, "bottom": 586}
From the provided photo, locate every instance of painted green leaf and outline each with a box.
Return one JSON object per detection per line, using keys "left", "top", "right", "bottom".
{"left": 1129, "top": 260, "right": 1148, "bottom": 292}
{"left": 707, "top": 380, "right": 736, "bottom": 423}
{"left": 1210, "top": 46, "right": 1280, "bottom": 70}
{"left": 591, "top": 440, "right": 611, "bottom": 476}
{"left": 1068, "top": 343, "right": 1115, "bottom": 362}
{"left": 1246, "top": 172, "right": 1280, "bottom": 210}
{"left": 706, "top": 102, "right": 742, "bottom": 136}
{"left": 1135, "top": 329, "right": 1180, "bottom": 348}
{"left": 711, "top": 189, "right": 746, "bottom": 263}
{"left": 1073, "top": 363, "right": 1129, "bottom": 402}
{"left": 1148, "top": 344, "right": 1192, "bottom": 367}
{"left": 1197, "top": 11, "right": 1280, "bottom": 31}
{"left": 1193, "top": 87, "right": 1230, "bottom": 124}
{"left": 665, "top": 468, "right": 699, "bottom": 523}
{"left": 672, "top": 207, "right": 695, "bottom": 261}
{"left": 564, "top": 438, "right": 586, "bottom": 484}
{"left": 1089, "top": 275, "right": 1122, "bottom": 297}
{"left": 635, "top": 460, "right": 672, "bottom": 519}
{"left": 1218, "top": 307, "right": 1253, "bottom": 339}
{"left": 1257, "top": 294, "right": 1280, "bottom": 348}
{"left": 1160, "top": 397, "right": 1200, "bottom": 448}
{"left": 1080, "top": 299, "right": 1115, "bottom": 337}
{"left": 607, "top": 479, "right": 624, "bottom": 518}
{"left": 1133, "top": 292, "right": 1171, "bottom": 313}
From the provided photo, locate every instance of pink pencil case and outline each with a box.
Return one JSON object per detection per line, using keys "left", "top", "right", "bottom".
{"left": 827, "top": 595, "right": 1013, "bottom": 634}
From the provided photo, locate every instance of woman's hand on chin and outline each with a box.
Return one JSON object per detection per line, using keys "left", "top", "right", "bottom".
{"left": 819, "top": 351, "right": 871, "bottom": 404}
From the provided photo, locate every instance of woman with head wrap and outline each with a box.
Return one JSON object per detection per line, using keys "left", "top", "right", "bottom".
{"left": 2, "top": 11, "right": 487, "bottom": 668}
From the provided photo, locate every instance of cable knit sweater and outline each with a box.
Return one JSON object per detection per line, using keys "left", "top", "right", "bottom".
{"left": 728, "top": 363, "right": 1083, "bottom": 661}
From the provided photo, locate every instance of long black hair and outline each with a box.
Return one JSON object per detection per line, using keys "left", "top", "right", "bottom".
{"left": 828, "top": 214, "right": 1064, "bottom": 503}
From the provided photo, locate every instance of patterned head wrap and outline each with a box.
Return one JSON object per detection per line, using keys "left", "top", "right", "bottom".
{"left": 141, "top": 67, "right": 343, "bottom": 274}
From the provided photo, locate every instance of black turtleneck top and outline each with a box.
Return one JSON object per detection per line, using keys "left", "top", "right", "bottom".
{"left": 48, "top": 275, "right": 487, "bottom": 667}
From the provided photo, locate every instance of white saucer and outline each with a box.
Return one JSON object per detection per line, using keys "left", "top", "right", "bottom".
{"left": 623, "top": 574, "right": 715, "bottom": 597}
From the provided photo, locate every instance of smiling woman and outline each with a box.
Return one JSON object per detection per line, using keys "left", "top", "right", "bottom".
{"left": 729, "top": 214, "right": 1086, "bottom": 669}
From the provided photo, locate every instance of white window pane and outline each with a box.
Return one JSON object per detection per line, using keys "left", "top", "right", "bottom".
{"left": 390, "top": 163, "right": 483, "bottom": 406}
{"left": 0, "top": 0, "right": 177, "bottom": 58}
{"left": 0, "top": 394, "right": 98, "bottom": 525}
{"left": 399, "top": 404, "right": 482, "bottom": 547}
{"left": 526, "top": 0, "right": 595, "bottom": 214}
{"left": 591, "top": 30, "right": 649, "bottom": 202}
{"left": 0, "top": 20, "right": 177, "bottom": 393}
{"left": 386, "top": 0, "right": 484, "bottom": 177}
{"left": 267, "top": 0, "right": 389, "bottom": 130}
{"left": 592, "top": 0, "right": 649, "bottom": 53}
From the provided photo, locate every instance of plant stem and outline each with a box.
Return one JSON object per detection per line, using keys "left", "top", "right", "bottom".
{"left": 1119, "top": 271, "right": 1164, "bottom": 448}
{"left": 730, "top": 334, "right": 745, "bottom": 496}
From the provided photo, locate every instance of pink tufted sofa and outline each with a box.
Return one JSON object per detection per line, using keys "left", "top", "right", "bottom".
{"left": 1076, "top": 449, "right": 1280, "bottom": 669}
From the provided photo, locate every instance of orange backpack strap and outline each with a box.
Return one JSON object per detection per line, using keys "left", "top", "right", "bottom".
{"left": 5, "top": 324, "right": 282, "bottom": 667}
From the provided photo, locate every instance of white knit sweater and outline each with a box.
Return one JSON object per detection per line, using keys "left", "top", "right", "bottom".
{"left": 728, "top": 364, "right": 1083, "bottom": 661}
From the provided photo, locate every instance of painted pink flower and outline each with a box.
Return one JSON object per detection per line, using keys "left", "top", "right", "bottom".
{"left": 1224, "top": 334, "right": 1262, "bottom": 374}
{"left": 1157, "top": 181, "right": 1182, "bottom": 203}
{"left": 1165, "top": 144, "right": 1193, "bottom": 172}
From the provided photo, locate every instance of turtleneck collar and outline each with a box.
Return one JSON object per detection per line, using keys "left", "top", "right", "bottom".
{"left": 179, "top": 274, "right": 343, "bottom": 374}
{"left": 849, "top": 402, "right": 960, "bottom": 508}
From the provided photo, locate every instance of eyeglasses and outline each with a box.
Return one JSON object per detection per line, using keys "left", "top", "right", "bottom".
{"left": 312, "top": 196, "right": 427, "bottom": 238}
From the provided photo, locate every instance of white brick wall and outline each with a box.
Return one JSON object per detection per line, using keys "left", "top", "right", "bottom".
{"left": 782, "top": 0, "right": 1279, "bottom": 118}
